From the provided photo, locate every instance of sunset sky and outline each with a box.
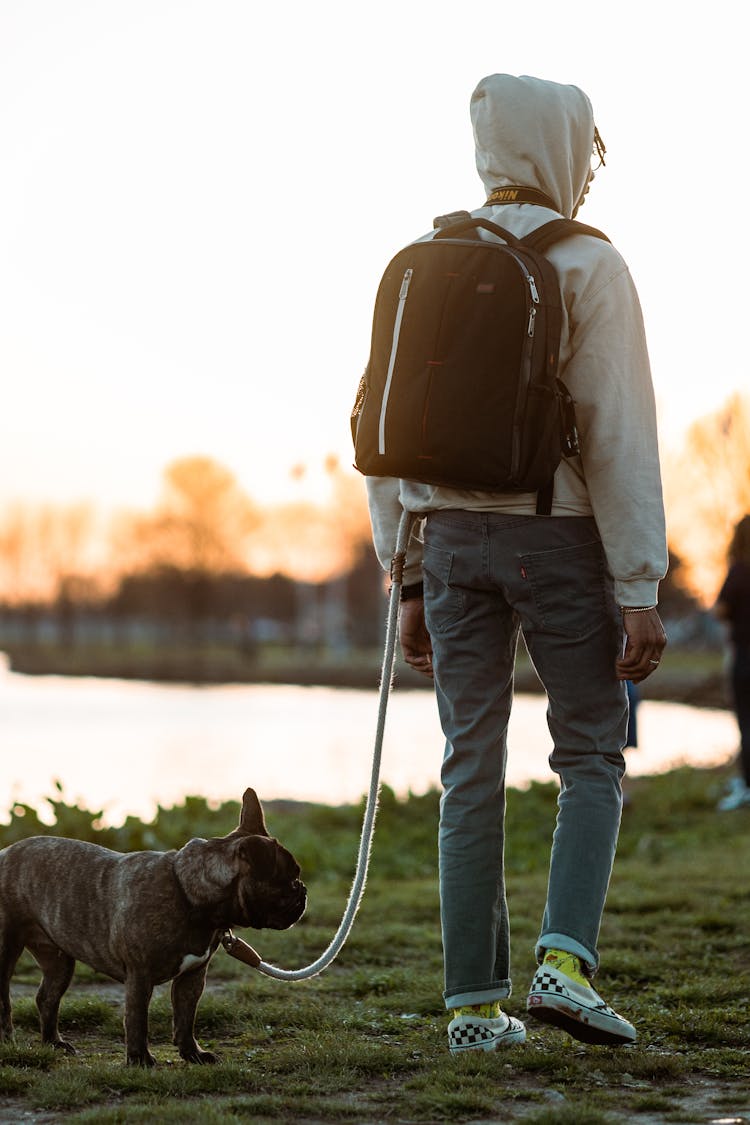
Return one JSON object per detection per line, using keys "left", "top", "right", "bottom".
{"left": 1, "top": 0, "right": 746, "bottom": 513}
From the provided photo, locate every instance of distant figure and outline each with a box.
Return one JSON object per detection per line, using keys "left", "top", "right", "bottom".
{"left": 714, "top": 514, "right": 750, "bottom": 811}
{"left": 625, "top": 680, "right": 639, "bottom": 749}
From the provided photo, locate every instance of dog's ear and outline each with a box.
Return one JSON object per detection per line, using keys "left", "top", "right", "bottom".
{"left": 238, "top": 788, "right": 268, "bottom": 837}
{"left": 174, "top": 834, "right": 285, "bottom": 904}
{"left": 174, "top": 838, "right": 238, "bottom": 903}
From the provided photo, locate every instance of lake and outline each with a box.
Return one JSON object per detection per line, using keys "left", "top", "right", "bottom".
{"left": 0, "top": 653, "right": 739, "bottom": 825}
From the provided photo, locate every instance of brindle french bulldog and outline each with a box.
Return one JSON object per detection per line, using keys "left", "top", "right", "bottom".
{"left": 0, "top": 788, "right": 306, "bottom": 1065}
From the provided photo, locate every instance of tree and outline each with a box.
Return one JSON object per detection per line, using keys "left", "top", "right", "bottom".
{"left": 657, "top": 549, "right": 701, "bottom": 618}
{"left": 0, "top": 502, "right": 99, "bottom": 604}
{"left": 116, "top": 456, "right": 258, "bottom": 577}
{"left": 665, "top": 393, "right": 750, "bottom": 602}
{"left": 246, "top": 457, "right": 373, "bottom": 584}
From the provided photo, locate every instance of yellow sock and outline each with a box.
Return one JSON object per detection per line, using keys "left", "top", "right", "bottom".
{"left": 543, "top": 948, "right": 592, "bottom": 988}
{"left": 452, "top": 1001, "right": 502, "bottom": 1019}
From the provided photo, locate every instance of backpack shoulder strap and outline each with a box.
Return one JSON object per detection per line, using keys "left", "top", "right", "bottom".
{"left": 520, "top": 218, "right": 610, "bottom": 255}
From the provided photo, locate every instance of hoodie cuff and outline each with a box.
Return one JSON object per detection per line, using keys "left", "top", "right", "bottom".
{"left": 615, "top": 579, "right": 660, "bottom": 609}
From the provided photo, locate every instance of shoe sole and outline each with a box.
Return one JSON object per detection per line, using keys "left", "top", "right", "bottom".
{"left": 528, "top": 999, "right": 635, "bottom": 1046}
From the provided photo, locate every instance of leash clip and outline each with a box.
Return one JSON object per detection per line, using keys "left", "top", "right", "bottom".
{"left": 222, "top": 929, "right": 263, "bottom": 969}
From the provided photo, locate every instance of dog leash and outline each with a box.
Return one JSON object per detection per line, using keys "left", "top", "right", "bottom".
{"left": 222, "top": 509, "right": 417, "bottom": 981}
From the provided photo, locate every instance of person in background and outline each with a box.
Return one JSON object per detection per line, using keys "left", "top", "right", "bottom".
{"left": 365, "top": 73, "right": 668, "bottom": 1054}
{"left": 625, "top": 680, "right": 639, "bottom": 750}
{"left": 714, "top": 514, "right": 750, "bottom": 811}
{"left": 620, "top": 680, "right": 640, "bottom": 808}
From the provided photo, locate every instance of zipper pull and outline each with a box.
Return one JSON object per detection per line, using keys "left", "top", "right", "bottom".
{"left": 528, "top": 275, "right": 540, "bottom": 303}
{"left": 399, "top": 269, "right": 413, "bottom": 300}
{"left": 527, "top": 306, "right": 537, "bottom": 337}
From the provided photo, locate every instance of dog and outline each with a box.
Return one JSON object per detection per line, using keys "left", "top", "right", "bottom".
{"left": 0, "top": 787, "right": 306, "bottom": 1065}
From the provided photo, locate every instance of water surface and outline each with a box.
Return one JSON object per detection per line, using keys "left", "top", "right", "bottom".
{"left": 0, "top": 656, "right": 737, "bottom": 825}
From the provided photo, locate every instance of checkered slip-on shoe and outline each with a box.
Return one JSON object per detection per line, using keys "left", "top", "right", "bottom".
{"left": 448, "top": 1008, "right": 527, "bottom": 1054}
{"left": 526, "top": 950, "right": 636, "bottom": 1046}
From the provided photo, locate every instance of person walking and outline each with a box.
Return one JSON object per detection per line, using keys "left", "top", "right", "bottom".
{"left": 714, "top": 514, "right": 750, "bottom": 811}
{"left": 363, "top": 73, "right": 668, "bottom": 1052}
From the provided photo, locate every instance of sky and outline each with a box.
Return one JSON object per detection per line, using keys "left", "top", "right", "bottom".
{"left": 1, "top": 0, "right": 747, "bottom": 514}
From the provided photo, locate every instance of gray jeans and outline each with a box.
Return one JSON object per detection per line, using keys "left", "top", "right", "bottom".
{"left": 422, "top": 511, "right": 627, "bottom": 1009}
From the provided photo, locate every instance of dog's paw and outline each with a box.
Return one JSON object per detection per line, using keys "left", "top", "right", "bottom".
{"left": 127, "top": 1049, "right": 156, "bottom": 1067}
{"left": 180, "top": 1045, "right": 218, "bottom": 1065}
{"left": 50, "top": 1038, "right": 76, "bottom": 1055}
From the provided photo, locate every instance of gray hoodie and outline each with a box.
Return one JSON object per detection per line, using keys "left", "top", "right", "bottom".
{"left": 365, "top": 73, "right": 667, "bottom": 607}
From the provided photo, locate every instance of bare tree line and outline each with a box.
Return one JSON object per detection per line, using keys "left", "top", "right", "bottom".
{"left": 0, "top": 455, "right": 373, "bottom": 605}
{"left": 1, "top": 392, "right": 748, "bottom": 637}
{"left": 0, "top": 455, "right": 383, "bottom": 652}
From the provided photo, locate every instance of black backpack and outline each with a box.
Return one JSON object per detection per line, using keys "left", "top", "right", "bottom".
{"left": 351, "top": 212, "right": 609, "bottom": 513}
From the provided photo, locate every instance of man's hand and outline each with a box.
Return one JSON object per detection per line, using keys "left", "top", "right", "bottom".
{"left": 399, "top": 598, "right": 434, "bottom": 679}
{"left": 616, "top": 608, "right": 667, "bottom": 684}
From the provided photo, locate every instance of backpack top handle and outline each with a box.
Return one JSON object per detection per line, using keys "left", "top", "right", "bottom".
{"left": 432, "top": 216, "right": 522, "bottom": 247}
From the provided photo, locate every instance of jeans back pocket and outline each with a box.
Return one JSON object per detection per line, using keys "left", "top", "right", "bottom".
{"left": 422, "top": 542, "right": 464, "bottom": 633}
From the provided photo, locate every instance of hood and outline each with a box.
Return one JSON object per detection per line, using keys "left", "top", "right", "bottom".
{"left": 470, "top": 74, "right": 596, "bottom": 219}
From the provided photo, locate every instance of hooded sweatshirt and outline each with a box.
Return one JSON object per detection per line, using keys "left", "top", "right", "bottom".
{"left": 365, "top": 74, "right": 668, "bottom": 607}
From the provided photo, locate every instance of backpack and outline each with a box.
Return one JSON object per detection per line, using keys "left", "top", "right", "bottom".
{"left": 351, "top": 212, "right": 610, "bottom": 514}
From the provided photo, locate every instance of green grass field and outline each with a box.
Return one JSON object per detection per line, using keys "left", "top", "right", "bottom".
{"left": 1, "top": 767, "right": 748, "bottom": 1123}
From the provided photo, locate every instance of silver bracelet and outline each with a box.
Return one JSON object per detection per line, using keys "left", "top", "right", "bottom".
{"left": 620, "top": 605, "right": 657, "bottom": 614}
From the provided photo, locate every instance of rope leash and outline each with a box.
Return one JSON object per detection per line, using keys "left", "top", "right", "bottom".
{"left": 223, "top": 509, "right": 416, "bottom": 981}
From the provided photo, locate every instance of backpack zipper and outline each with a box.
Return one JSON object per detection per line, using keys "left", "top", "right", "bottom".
{"left": 378, "top": 268, "right": 413, "bottom": 455}
{"left": 527, "top": 275, "right": 539, "bottom": 335}
{"left": 504, "top": 252, "right": 540, "bottom": 477}
{"left": 505, "top": 252, "right": 540, "bottom": 336}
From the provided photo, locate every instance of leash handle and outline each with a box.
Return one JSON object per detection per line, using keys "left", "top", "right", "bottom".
{"left": 233, "top": 510, "right": 416, "bottom": 981}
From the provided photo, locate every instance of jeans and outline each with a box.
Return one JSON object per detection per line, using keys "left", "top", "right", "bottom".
{"left": 421, "top": 511, "right": 627, "bottom": 1009}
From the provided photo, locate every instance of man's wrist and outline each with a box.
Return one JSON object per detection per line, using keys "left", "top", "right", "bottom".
{"left": 400, "top": 582, "right": 424, "bottom": 602}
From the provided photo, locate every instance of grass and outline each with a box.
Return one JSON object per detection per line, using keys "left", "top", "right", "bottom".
{"left": 0, "top": 767, "right": 748, "bottom": 1123}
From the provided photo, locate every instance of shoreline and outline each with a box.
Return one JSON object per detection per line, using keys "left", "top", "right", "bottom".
{"left": 1, "top": 644, "right": 732, "bottom": 711}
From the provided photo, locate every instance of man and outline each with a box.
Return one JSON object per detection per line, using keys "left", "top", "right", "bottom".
{"left": 364, "top": 74, "right": 667, "bottom": 1053}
